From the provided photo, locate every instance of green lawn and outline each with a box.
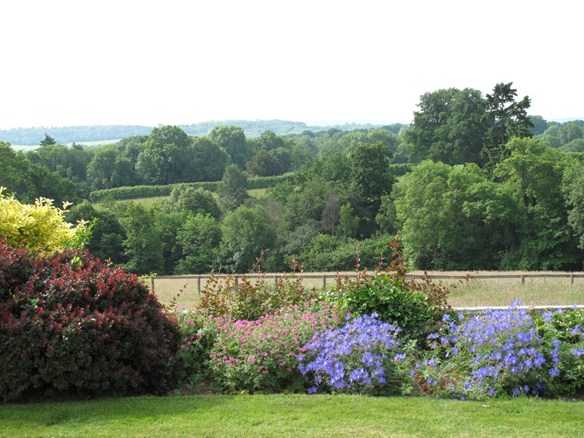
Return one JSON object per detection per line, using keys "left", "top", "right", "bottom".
{"left": 1, "top": 394, "right": 582, "bottom": 437}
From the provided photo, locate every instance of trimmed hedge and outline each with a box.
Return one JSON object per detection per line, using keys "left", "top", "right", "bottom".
{"left": 0, "top": 242, "right": 181, "bottom": 401}
{"left": 89, "top": 174, "right": 296, "bottom": 202}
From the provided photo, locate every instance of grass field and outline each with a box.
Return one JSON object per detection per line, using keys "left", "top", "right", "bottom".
{"left": 1, "top": 394, "right": 583, "bottom": 437}
{"left": 152, "top": 271, "right": 584, "bottom": 309}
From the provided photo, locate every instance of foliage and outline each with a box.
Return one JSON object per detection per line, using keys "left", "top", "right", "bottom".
{"left": 219, "top": 206, "right": 275, "bottom": 272}
{"left": 330, "top": 242, "right": 451, "bottom": 342}
{"left": 208, "top": 302, "right": 344, "bottom": 393}
{"left": 0, "top": 243, "right": 181, "bottom": 401}
{"left": 298, "top": 314, "right": 403, "bottom": 395}
{"left": 175, "top": 214, "right": 222, "bottom": 274}
{"left": 482, "top": 82, "right": 533, "bottom": 168}
{"left": 0, "top": 142, "right": 82, "bottom": 205}
{"left": 65, "top": 200, "right": 127, "bottom": 264}
{"left": 198, "top": 269, "right": 322, "bottom": 321}
{"left": 405, "top": 87, "right": 489, "bottom": 165}
{"left": 174, "top": 308, "right": 224, "bottom": 388}
{"left": 218, "top": 164, "right": 249, "bottom": 211}
{"left": 0, "top": 188, "right": 89, "bottom": 253}
{"left": 119, "top": 202, "right": 163, "bottom": 274}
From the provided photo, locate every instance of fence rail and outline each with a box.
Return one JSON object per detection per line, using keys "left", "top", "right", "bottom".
{"left": 150, "top": 272, "right": 584, "bottom": 295}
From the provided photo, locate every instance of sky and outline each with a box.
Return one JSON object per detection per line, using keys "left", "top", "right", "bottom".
{"left": 1, "top": 0, "right": 582, "bottom": 129}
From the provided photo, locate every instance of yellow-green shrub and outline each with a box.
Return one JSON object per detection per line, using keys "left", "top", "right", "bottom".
{"left": 0, "top": 187, "right": 88, "bottom": 253}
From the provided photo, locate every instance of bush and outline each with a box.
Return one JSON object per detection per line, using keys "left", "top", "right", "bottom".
{"left": 298, "top": 314, "right": 404, "bottom": 395}
{"left": 330, "top": 243, "right": 450, "bottom": 342}
{"left": 0, "top": 242, "right": 181, "bottom": 401}
{"left": 175, "top": 308, "right": 225, "bottom": 390}
{"left": 0, "top": 188, "right": 88, "bottom": 253}
{"left": 199, "top": 270, "right": 322, "bottom": 321}
{"left": 208, "top": 302, "right": 344, "bottom": 393}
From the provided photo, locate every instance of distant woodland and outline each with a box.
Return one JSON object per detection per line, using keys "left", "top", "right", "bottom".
{"left": 2, "top": 82, "right": 584, "bottom": 275}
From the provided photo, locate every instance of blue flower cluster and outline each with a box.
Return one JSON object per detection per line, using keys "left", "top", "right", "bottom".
{"left": 298, "top": 314, "right": 402, "bottom": 394}
{"left": 421, "top": 302, "right": 551, "bottom": 397}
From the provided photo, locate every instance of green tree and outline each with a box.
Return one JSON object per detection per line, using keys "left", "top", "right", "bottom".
{"left": 0, "top": 142, "right": 81, "bottom": 204}
{"left": 87, "top": 147, "right": 140, "bottom": 190}
{"left": 65, "top": 200, "right": 126, "bottom": 264}
{"left": 405, "top": 87, "right": 489, "bottom": 165}
{"left": 120, "top": 203, "right": 163, "bottom": 274}
{"left": 494, "top": 138, "right": 582, "bottom": 270}
{"left": 218, "top": 164, "right": 249, "bottom": 211}
{"left": 563, "top": 159, "right": 584, "bottom": 252}
{"left": 190, "top": 137, "right": 229, "bottom": 181}
{"left": 209, "top": 126, "right": 250, "bottom": 169}
{"left": 482, "top": 82, "right": 533, "bottom": 168}
{"left": 393, "top": 160, "right": 520, "bottom": 269}
{"left": 175, "top": 214, "right": 222, "bottom": 274}
{"left": 136, "top": 126, "right": 192, "bottom": 184}
{"left": 220, "top": 205, "right": 277, "bottom": 272}
{"left": 40, "top": 133, "right": 56, "bottom": 146}
{"left": 167, "top": 185, "right": 221, "bottom": 219}
{"left": 351, "top": 142, "right": 393, "bottom": 236}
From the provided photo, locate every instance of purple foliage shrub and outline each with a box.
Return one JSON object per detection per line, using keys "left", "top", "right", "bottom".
{"left": 0, "top": 242, "right": 181, "bottom": 401}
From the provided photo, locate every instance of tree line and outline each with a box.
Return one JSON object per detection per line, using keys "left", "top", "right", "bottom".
{"left": 1, "top": 82, "right": 583, "bottom": 274}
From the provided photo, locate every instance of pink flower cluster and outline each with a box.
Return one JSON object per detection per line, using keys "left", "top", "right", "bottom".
{"left": 209, "top": 302, "right": 344, "bottom": 392}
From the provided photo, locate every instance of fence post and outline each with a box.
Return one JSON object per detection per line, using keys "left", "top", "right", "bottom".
{"left": 521, "top": 275, "right": 525, "bottom": 285}
{"left": 197, "top": 275, "right": 201, "bottom": 295}
{"left": 322, "top": 275, "right": 327, "bottom": 289}
{"left": 571, "top": 274, "right": 574, "bottom": 285}
{"left": 149, "top": 277, "right": 154, "bottom": 293}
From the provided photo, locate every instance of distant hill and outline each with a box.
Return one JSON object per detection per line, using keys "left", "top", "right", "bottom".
{"left": 0, "top": 120, "right": 391, "bottom": 146}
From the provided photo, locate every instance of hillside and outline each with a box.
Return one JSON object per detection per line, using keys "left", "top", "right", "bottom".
{"left": 0, "top": 120, "right": 391, "bottom": 146}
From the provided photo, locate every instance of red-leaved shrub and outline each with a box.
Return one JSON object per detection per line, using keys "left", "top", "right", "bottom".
{"left": 0, "top": 242, "right": 181, "bottom": 401}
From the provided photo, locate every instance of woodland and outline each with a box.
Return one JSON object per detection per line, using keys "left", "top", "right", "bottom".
{"left": 2, "top": 82, "right": 584, "bottom": 275}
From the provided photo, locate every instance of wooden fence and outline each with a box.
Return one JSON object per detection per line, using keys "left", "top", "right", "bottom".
{"left": 150, "top": 272, "right": 584, "bottom": 295}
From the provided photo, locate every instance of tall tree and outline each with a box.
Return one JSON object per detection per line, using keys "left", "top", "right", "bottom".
{"left": 405, "top": 87, "right": 489, "bottom": 165}
{"left": 218, "top": 164, "right": 249, "bottom": 211}
{"left": 209, "top": 126, "right": 250, "bottom": 169}
{"left": 482, "top": 82, "right": 533, "bottom": 168}
{"left": 40, "top": 133, "right": 56, "bottom": 146}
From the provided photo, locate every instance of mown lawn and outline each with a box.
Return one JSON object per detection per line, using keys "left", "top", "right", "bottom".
{"left": 1, "top": 394, "right": 582, "bottom": 437}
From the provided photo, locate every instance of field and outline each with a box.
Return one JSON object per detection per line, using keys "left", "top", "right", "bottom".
{"left": 1, "top": 394, "right": 583, "bottom": 437}
{"left": 151, "top": 271, "right": 584, "bottom": 308}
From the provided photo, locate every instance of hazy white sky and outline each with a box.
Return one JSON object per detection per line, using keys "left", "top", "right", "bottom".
{"left": 1, "top": 0, "right": 582, "bottom": 129}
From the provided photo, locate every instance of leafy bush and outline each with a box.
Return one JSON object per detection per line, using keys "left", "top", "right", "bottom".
{"left": 298, "top": 314, "right": 404, "bottom": 395}
{"left": 331, "top": 242, "right": 450, "bottom": 342}
{"left": 0, "top": 188, "right": 88, "bottom": 253}
{"left": 0, "top": 242, "right": 181, "bottom": 401}
{"left": 208, "top": 302, "right": 344, "bottom": 393}
{"left": 199, "top": 269, "right": 322, "bottom": 321}
{"left": 175, "top": 308, "right": 225, "bottom": 390}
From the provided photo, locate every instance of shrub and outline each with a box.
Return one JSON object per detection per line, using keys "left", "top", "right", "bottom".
{"left": 331, "top": 243, "right": 451, "bottom": 342}
{"left": 0, "top": 188, "right": 88, "bottom": 253}
{"left": 208, "top": 302, "right": 344, "bottom": 393}
{"left": 0, "top": 242, "right": 181, "bottom": 401}
{"left": 298, "top": 314, "right": 404, "bottom": 395}
{"left": 199, "top": 268, "right": 321, "bottom": 321}
{"left": 175, "top": 308, "right": 226, "bottom": 390}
